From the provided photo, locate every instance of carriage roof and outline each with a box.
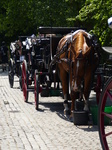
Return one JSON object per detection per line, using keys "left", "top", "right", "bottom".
{"left": 38, "top": 27, "right": 85, "bottom": 35}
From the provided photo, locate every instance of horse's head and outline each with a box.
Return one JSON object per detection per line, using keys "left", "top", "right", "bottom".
{"left": 70, "top": 31, "right": 93, "bottom": 93}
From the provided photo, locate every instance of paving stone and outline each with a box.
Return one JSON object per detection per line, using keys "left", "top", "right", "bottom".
{"left": 0, "top": 71, "right": 110, "bottom": 150}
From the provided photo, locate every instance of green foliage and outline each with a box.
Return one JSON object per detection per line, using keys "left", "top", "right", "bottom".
{"left": 75, "top": 0, "right": 112, "bottom": 46}
{"left": 0, "top": 0, "right": 112, "bottom": 48}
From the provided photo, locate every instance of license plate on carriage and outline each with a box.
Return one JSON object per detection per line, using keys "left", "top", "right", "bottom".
{"left": 20, "top": 56, "right": 25, "bottom": 62}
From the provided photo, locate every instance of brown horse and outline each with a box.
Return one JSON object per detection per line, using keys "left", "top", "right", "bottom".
{"left": 57, "top": 30, "right": 99, "bottom": 118}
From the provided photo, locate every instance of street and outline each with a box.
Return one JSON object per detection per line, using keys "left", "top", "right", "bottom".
{"left": 0, "top": 70, "right": 103, "bottom": 150}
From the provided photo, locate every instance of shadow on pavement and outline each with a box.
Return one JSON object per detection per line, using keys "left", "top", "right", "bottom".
{"left": 39, "top": 101, "right": 64, "bottom": 113}
{"left": 38, "top": 101, "right": 73, "bottom": 122}
{"left": 76, "top": 125, "right": 98, "bottom": 132}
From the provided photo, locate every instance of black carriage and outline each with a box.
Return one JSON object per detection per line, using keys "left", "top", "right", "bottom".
{"left": 22, "top": 27, "right": 82, "bottom": 109}
{"left": 8, "top": 36, "right": 27, "bottom": 89}
{"left": 22, "top": 35, "right": 39, "bottom": 101}
{"left": 95, "top": 46, "right": 112, "bottom": 150}
{"left": 96, "top": 17, "right": 112, "bottom": 150}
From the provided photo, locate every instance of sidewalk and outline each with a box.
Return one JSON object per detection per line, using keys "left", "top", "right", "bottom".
{"left": 0, "top": 70, "right": 103, "bottom": 150}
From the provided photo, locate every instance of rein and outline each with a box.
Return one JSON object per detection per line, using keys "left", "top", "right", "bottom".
{"left": 49, "top": 39, "right": 71, "bottom": 73}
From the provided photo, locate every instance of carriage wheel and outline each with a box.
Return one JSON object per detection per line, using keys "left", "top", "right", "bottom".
{"left": 19, "top": 64, "right": 22, "bottom": 91}
{"left": 34, "top": 71, "right": 39, "bottom": 110}
{"left": 22, "top": 60, "right": 29, "bottom": 102}
{"left": 98, "top": 77, "right": 112, "bottom": 150}
{"left": 8, "top": 59, "right": 14, "bottom": 88}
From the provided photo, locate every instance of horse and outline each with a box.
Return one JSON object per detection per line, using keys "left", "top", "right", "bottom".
{"left": 56, "top": 29, "right": 100, "bottom": 119}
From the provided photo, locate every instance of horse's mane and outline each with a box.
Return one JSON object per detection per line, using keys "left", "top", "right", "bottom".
{"left": 75, "top": 32, "right": 84, "bottom": 53}
{"left": 73, "top": 31, "right": 91, "bottom": 58}
{"left": 57, "top": 30, "right": 92, "bottom": 59}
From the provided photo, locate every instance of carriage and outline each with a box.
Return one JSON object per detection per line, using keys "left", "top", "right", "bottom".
{"left": 20, "top": 25, "right": 112, "bottom": 149}
{"left": 97, "top": 17, "right": 112, "bottom": 150}
{"left": 8, "top": 36, "right": 28, "bottom": 89}
{"left": 21, "top": 26, "right": 86, "bottom": 109}
{"left": 8, "top": 21, "right": 112, "bottom": 149}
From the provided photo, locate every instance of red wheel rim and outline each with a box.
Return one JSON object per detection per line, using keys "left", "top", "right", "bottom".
{"left": 99, "top": 79, "right": 112, "bottom": 150}
{"left": 22, "top": 61, "right": 27, "bottom": 101}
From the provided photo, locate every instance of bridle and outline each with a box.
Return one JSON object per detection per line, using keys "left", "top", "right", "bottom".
{"left": 69, "top": 34, "right": 94, "bottom": 92}
{"left": 70, "top": 50, "right": 86, "bottom": 91}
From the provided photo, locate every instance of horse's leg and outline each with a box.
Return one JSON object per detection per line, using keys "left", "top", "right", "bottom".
{"left": 70, "top": 73, "right": 78, "bottom": 118}
{"left": 83, "top": 67, "right": 92, "bottom": 111}
{"left": 58, "top": 64, "right": 69, "bottom": 115}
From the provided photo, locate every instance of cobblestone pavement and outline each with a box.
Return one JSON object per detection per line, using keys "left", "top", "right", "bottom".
{"left": 0, "top": 70, "right": 105, "bottom": 150}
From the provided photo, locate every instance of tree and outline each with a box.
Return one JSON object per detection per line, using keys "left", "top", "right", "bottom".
{"left": 1, "top": 0, "right": 112, "bottom": 47}
{"left": 74, "top": 0, "right": 112, "bottom": 46}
